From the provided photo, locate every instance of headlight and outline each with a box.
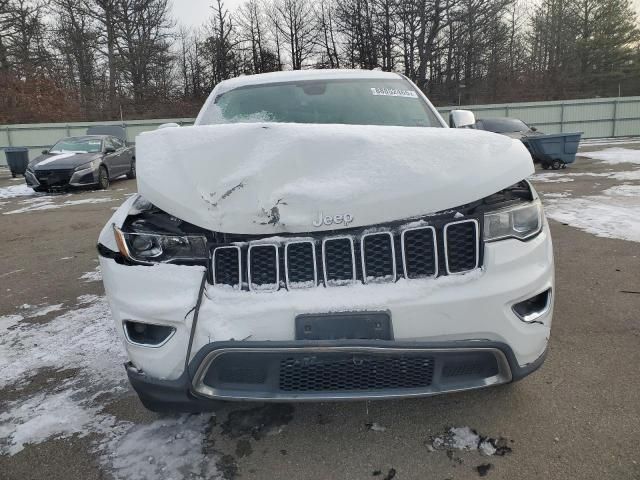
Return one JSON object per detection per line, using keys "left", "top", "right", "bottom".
{"left": 484, "top": 199, "right": 543, "bottom": 242}
{"left": 75, "top": 160, "right": 99, "bottom": 171}
{"left": 113, "top": 225, "right": 207, "bottom": 263}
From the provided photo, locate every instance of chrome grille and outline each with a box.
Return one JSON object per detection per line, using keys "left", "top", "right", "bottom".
{"left": 322, "top": 237, "right": 356, "bottom": 285}
{"left": 285, "top": 241, "right": 317, "bottom": 288}
{"left": 401, "top": 226, "right": 437, "bottom": 279}
{"left": 444, "top": 220, "right": 480, "bottom": 274}
{"left": 361, "top": 232, "right": 396, "bottom": 283}
{"left": 212, "top": 246, "right": 241, "bottom": 287}
{"left": 248, "top": 244, "right": 279, "bottom": 291}
{"left": 211, "top": 217, "right": 481, "bottom": 291}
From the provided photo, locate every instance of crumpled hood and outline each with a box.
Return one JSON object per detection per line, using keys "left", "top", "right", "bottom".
{"left": 31, "top": 152, "right": 100, "bottom": 170}
{"left": 136, "top": 123, "right": 533, "bottom": 234}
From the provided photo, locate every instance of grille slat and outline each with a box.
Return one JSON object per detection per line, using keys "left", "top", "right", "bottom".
{"left": 211, "top": 217, "right": 481, "bottom": 292}
{"left": 402, "top": 226, "right": 438, "bottom": 278}
{"left": 323, "top": 237, "right": 356, "bottom": 285}
{"left": 444, "top": 220, "right": 479, "bottom": 274}
{"left": 361, "top": 232, "right": 396, "bottom": 282}
{"left": 279, "top": 354, "right": 435, "bottom": 391}
{"left": 285, "top": 241, "right": 317, "bottom": 288}
{"left": 248, "top": 244, "right": 279, "bottom": 291}
{"left": 212, "top": 246, "right": 241, "bottom": 287}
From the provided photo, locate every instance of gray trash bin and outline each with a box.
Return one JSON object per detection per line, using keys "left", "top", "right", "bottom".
{"left": 4, "top": 147, "right": 30, "bottom": 177}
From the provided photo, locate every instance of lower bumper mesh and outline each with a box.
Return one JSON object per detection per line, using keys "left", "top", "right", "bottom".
{"left": 279, "top": 354, "right": 434, "bottom": 391}
{"left": 193, "top": 345, "right": 509, "bottom": 400}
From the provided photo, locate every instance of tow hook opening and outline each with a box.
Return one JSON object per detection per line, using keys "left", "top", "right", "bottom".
{"left": 512, "top": 288, "right": 552, "bottom": 323}
{"left": 123, "top": 320, "right": 176, "bottom": 347}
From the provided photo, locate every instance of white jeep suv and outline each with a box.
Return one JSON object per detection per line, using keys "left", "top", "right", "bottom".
{"left": 98, "top": 69, "right": 553, "bottom": 411}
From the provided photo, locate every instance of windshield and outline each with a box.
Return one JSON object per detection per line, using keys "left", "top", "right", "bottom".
{"left": 477, "top": 118, "right": 531, "bottom": 133}
{"left": 50, "top": 137, "right": 102, "bottom": 153}
{"left": 199, "top": 78, "right": 443, "bottom": 128}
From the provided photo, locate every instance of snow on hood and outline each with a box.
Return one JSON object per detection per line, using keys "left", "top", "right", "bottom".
{"left": 136, "top": 123, "right": 533, "bottom": 234}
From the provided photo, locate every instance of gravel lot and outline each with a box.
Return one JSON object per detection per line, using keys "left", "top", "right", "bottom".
{"left": 1, "top": 142, "right": 639, "bottom": 480}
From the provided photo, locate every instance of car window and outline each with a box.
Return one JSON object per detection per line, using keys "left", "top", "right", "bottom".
{"left": 477, "top": 118, "right": 531, "bottom": 133}
{"left": 200, "top": 78, "right": 443, "bottom": 128}
{"left": 103, "top": 138, "right": 117, "bottom": 151}
{"left": 110, "top": 137, "right": 124, "bottom": 149}
{"left": 50, "top": 136, "right": 103, "bottom": 153}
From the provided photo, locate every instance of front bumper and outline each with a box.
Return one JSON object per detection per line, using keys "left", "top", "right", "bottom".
{"left": 26, "top": 168, "right": 98, "bottom": 189}
{"left": 126, "top": 340, "right": 548, "bottom": 410}
{"left": 100, "top": 221, "right": 554, "bottom": 406}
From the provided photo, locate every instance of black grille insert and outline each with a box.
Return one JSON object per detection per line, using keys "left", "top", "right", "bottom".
{"left": 362, "top": 233, "right": 395, "bottom": 281}
{"left": 445, "top": 220, "right": 479, "bottom": 273}
{"left": 248, "top": 245, "right": 279, "bottom": 290}
{"left": 213, "top": 247, "right": 241, "bottom": 287}
{"left": 285, "top": 241, "right": 316, "bottom": 287}
{"left": 279, "top": 353, "right": 435, "bottom": 391}
{"left": 402, "top": 227, "right": 437, "bottom": 278}
{"left": 323, "top": 237, "right": 355, "bottom": 284}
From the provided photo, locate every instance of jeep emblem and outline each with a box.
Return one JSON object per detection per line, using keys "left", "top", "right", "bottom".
{"left": 313, "top": 211, "right": 354, "bottom": 228}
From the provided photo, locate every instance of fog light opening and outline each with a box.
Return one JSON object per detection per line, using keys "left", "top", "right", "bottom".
{"left": 123, "top": 321, "right": 176, "bottom": 347}
{"left": 512, "top": 289, "right": 552, "bottom": 323}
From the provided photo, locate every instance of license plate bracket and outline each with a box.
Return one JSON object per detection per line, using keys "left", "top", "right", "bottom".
{"left": 295, "top": 312, "right": 392, "bottom": 341}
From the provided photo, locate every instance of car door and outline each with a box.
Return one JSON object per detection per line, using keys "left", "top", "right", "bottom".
{"left": 115, "top": 137, "right": 133, "bottom": 172}
{"left": 102, "top": 137, "right": 121, "bottom": 178}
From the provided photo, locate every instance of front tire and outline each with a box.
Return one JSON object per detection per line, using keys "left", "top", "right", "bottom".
{"left": 126, "top": 159, "right": 136, "bottom": 179}
{"left": 551, "top": 159, "right": 562, "bottom": 170}
{"left": 98, "top": 165, "right": 110, "bottom": 190}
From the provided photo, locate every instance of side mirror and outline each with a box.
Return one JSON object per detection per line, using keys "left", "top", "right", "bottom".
{"left": 105, "top": 147, "right": 116, "bottom": 154}
{"left": 531, "top": 126, "right": 538, "bottom": 132}
{"left": 449, "top": 110, "right": 476, "bottom": 128}
{"left": 158, "top": 122, "right": 180, "bottom": 130}
{"left": 42, "top": 149, "right": 49, "bottom": 154}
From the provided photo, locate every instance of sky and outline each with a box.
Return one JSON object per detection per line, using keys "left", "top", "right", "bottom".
{"left": 171, "top": 0, "right": 640, "bottom": 29}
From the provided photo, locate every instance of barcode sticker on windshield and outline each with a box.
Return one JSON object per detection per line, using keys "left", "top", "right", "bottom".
{"left": 371, "top": 87, "right": 418, "bottom": 98}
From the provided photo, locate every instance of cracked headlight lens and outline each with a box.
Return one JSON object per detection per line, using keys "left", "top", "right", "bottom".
{"left": 113, "top": 226, "right": 207, "bottom": 263}
{"left": 484, "top": 199, "right": 543, "bottom": 242}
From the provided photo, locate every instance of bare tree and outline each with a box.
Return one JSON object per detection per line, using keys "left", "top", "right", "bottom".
{"left": 274, "top": 0, "right": 316, "bottom": 70}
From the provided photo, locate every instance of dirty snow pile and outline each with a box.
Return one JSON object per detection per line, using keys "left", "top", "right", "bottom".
{"left": 0, "top": 184, "right": 36, "bottom": 199}
{"left": 3, "top": 195, "right": 114, "bottom": 215}
{"left": 544, "top": 185, "right": 640, "bottom": 242}
{"left": 0, "top": 295, "right": 220, "bottom": 479}
{"left": 579, "top": 147, "right": 640, "bottom": 165}
{"left": 428, "top": 426, "right": 512, "bottom": 457}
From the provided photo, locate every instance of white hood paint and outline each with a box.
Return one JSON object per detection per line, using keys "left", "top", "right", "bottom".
{"left": 136, "top": 123, "right": 533, "bottom": 234}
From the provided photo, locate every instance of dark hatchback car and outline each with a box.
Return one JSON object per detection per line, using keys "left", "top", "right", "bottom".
{"left": 25, "top": 131, "right": 135, "bottom": 192}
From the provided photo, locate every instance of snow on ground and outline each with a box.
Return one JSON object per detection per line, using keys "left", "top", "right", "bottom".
{"left": 79, "top": 266, "right": 102, "bottom": 282}
{"left": 429, "top": 427, "right": 511, "bottom": 457}
{"left": 3, "top": 196, "right": 114, "bottom": 215}
{"left": 0, "top": 296, "right": 221, "bottom": 479}
{"left": 578, "top": 147, "right": 640, "bottom": 165}
{"left": 529, "top": 172, "right": 574, "bottom": 183}
{"left": 0, "top": 184, "right": 37, "bottom": 199}
{"left": 544, "top": 185, "right": 640, "bottom": 243}
{"left": 580, "top": 137, "right": 640, "bottom": 148}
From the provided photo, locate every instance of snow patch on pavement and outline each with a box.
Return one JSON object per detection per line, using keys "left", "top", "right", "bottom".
{"left": 0, "top": 184, "right": 37, "bottom": 199}
{"left": 80, "top": 266, "right": 102, "bottom": 282}
{"left": 3, "top": 196, "right": 114, "bottom": 215}
{"left": 0, "top": 297, "right": 221, "bottom": 479}
{"left": 99, "top": 414, "right": 217, "bottom": 480}
{"left": 530, "top": 172, "right": 574, "bottom": 183}
{"left": 544, "top": 185, "right": 640, "bottom": 242}
{"left": 0, "top": 390, "right": 115, "bottom": 455}
{"left": 429, "top": 426, "right": 510, "bottom": 457}
{"left": 579, "top": 147, "right": 640, "bottom": 165}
